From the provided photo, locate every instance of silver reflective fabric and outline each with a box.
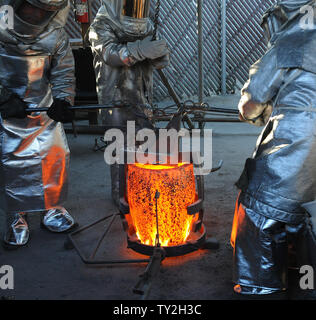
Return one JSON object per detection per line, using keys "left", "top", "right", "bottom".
{"left": 302, "top": 200, "right": 316, "bottom": 236}
{"left": 88, "top": 0, "right": 155, "bottom": 107}
{"left": 42, "top": 207, "right": 74, "bottom": 232}
{"left": 262, "top": 0, "right": 316, "bottom": 73}
{"left": 4, "top": 212, "right": 29, "bottom": 246}
{"left": 5, "top": 0, "right": 68, "bottom": 41}
{"left": 231, "top": 196, "right": 314, "bottom": 295}
{"left": 89, "top": 0, "right": 160, "bottom": 204}
{"left": 0, "top": 0, "right": 75, "bottom": 225}
{"left": 233, "top": 0, "right": 316, "bottom": 294}
{"left": 26, "top": 0, "right": 68, "bottom": 10}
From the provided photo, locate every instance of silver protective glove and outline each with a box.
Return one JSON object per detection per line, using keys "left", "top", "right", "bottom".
{"left": 127, "top": 36, "right": 169, "bottom": 61}
{"left": 238, "top": 91, "right": 273, "bottom": 127}
{"left": 239, "top": 102, "right": 273, "bottom": 127}
{"left": 151, "top": 53, "right": 170, "bottom": 70}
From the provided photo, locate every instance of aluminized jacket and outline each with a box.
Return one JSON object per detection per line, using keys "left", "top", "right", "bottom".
{"left": 237, "top": 49, "right": 316, "bottom": 225}
{"left": 239, "top": 28, "right": 316, "bottom": 223}
{"left": 0, "top": 8, "right": 75, "bottom": 214}
{"left": 88, "top": 1, "right": 155, "bottom": 107}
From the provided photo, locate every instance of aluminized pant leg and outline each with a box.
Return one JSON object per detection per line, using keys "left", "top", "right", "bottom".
{"left": 287, "top": 220, "right": 316, "bottom": 271}
{"left": 231, "top": 198, "right": 288, "bottom": 295}
{"left": 104, "top": 108, "right": 128, "bottom": 206}
{"left": 105, "top": 106, "right": 154, "bottom": 207}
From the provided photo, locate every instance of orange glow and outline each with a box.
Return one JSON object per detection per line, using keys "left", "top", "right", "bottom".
{"left": 42, "top": 145, "right": 67, "bottom": 208}
{"left": 127, "top": 162, "right": 197, "bottom": 247}
{"left": 231, "top": 192, "right": 243, "bottom": 248}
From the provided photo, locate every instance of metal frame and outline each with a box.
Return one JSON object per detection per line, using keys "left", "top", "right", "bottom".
{"left": 67, "top": 212, "right": 150, "bottom": 265}
{"left": 66, "top": 150, "right": 221, "bottom": 299}
{"left": 67, "top": 152, "right": 221, "bottom": 262}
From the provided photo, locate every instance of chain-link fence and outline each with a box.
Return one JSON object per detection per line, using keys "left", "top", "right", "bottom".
{"left": 65, "top": 0, "right": 276, "bottom": 102}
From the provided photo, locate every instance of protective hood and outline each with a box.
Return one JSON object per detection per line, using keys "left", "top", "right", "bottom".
{"left": 93, "top": 0, "right": 152, "bottom": 38}
{"left": 261, "top": 0, "right": 316, "bottom": 74}
{"left": 261, "top": 0, "right": 315, "bottom": 41}
{"left": 0, "top": 0, "right": 68, "bottom": 43}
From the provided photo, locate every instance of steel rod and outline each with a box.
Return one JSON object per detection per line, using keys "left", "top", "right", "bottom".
{"left": 25, "top": 103, "right": 120, "bottom": 113}
{"left": 89, "top": 213, "right": 118, "bottom": 259}
{"left": 221, "top": 0, "right": 227, "bottom": 94}
{"left": 197, "top": 0, "right": 204, "bottom": 105}
{"left": 67, "top": 216, "right": 151, "bottom": 265}
{"left": 154, "top": 190, "right": 161, "bottom": 247}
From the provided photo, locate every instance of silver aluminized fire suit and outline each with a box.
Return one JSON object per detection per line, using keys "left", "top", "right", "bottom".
{"left": 231, "top": 0, "right": 316, "bottom": 296}
{"left": 0, "top": 0, "right": 76, "bottom": 247}
{"left": 88, "top": 0, "right": 169, "bottom": 205}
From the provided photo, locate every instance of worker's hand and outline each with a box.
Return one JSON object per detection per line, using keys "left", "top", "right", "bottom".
{"left": 239, "top": 101, "right": 273, "bottom": 127}
{"left": 239, "top": 99, "right": 259, "bottom": 120}
{"left": 127, "top": 36, "right": 169, "bottom": 61}
{"left": 151, "top": 53, "right": 170, "bottom": 69}
{"left": 238, "top": 111, "right": 247, "bottom": 122}
{"left": 0, "top": 93, "right": 28, "bottom": 119}
{"left": 47, "top": 99, "right": 74, "bottom": 123}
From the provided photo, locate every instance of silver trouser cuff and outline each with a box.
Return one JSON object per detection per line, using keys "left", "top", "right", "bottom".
{"left": 42, "top": 207, "right": 75, "bottom": 233}
{"left": 4, "top": 212, "right": 29, "bottom": 246}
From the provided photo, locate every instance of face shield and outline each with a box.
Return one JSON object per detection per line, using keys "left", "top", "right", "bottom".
{"left": 121, "top": 0, "right": 151, "bottom": 19}
{"left": 9, "top": 0, "right": 67, "bottom": 39}
{"left": 15, "top": 2, "right": 57, "bottom": 26}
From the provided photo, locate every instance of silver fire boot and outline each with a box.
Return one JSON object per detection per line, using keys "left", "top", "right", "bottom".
{"left": 4, "top": 212, "right": 29, "bottom": 247}
{"left": 42, "top": 207, "right": 75, "bottom": 233}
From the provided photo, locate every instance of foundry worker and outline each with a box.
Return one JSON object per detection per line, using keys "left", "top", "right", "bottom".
{"left": 88, "top": 0, "right": 170, "bottom": 206}
{"left": 0, "top": 0, "right": 76, "bottom": 248}
{"left": 231, "top": 0, "right": 316, "bottom": 298}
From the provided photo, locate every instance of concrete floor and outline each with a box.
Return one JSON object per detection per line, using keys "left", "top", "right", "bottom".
{"left": 0, "top": 95, "right": 314, "bottom": 300}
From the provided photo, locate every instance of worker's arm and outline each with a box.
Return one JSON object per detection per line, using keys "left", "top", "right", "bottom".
{"left": 89, "top": 22, "right": 169, "bottom": 68}
{"left": 239, "top": 47, "right": 285, "bottom": 126}
{"left": 48, "top": 29, "right": 76, "bottom": 123}
{"left": 50, "top": 29, "right": 76, "bottom": 106}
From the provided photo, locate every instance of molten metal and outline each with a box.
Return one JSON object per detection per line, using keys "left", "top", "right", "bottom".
{"left": 127, "top": 162, "right": 198, "bottom": 247}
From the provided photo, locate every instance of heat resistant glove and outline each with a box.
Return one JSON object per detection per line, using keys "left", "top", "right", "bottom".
{"left": 239, "top": 100, "right": 273, "bottom": 127}
{"left": 47, "top": 99, "right": 74, "bottom": 123}
{"left": 151, "top": 53, "right": 170, "bottom": 70}
{"left": 0, "top": 93, "right": 28, "bottom": 119}
{"left": 127, "top": 36, "right": 169, "bottom": 61}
